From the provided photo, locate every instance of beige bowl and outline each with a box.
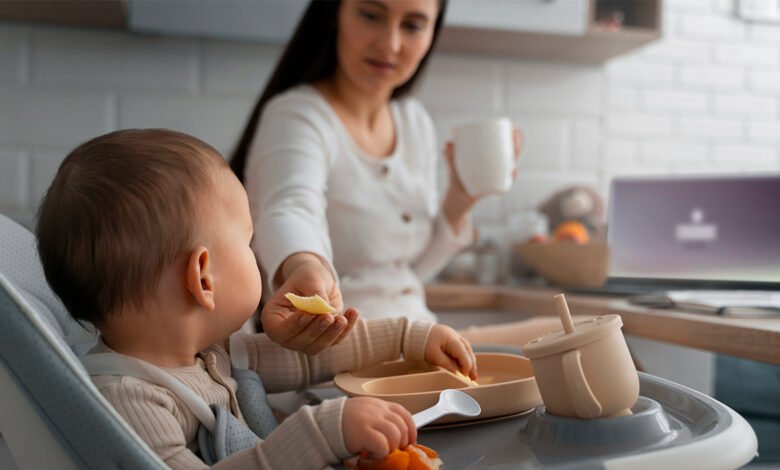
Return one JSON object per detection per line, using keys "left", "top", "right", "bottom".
{"left": 514, "top": 240, "right": 609, "bottom": 288}
{"left": 334, "top": 353, "right": 542, "bottom": 424}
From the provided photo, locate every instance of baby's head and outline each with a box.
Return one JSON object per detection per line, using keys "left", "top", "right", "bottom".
{"left": 36, "top": 129, "right": 261, "bottom": 341}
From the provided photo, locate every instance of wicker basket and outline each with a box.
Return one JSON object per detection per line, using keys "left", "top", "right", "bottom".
{"left": 514, "top": 240, "right": 609, "bottom": 288}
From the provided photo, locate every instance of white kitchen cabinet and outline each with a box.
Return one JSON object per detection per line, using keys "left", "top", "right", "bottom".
{"left": 0, "top": 0, "right": 661, "bottom": 64}
{"left": 446, "top": 0, "right": 590, "bottom": 36}
{"left": 127, "top": 0, "right": 307, "bottom": 44}
{"left": 439, "top": 0, "right": 663, "bottom": 63}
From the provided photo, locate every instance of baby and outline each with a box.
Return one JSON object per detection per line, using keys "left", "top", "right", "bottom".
{"left": 35, "top": 129, "right": 478, "bottom": 469}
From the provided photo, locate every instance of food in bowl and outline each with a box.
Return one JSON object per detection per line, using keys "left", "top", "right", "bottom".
{"left": 514, "top": 240, "right": 609, "bottom": 288}
{"left": 552, "top": 220, "right": 590, "bottom": 244}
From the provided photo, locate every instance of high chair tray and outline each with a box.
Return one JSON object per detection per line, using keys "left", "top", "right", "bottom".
{"left": 416, "top": 372, "right": 757, "bottom": 469}
{"left": 333, "top": 352, "right": 543, "bottom": 424}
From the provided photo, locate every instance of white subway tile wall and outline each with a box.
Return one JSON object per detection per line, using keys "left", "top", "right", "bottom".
{"left": 0, "top": 25, "right": 25, "bottom": 84}
{"left": 31, "top": 28, "right": 200, "bottom": 93}
{"left": 0, "top": 147, "right": 28, "bottom": 208}
{"left": 1, "top": 0, "right": 779, "bottom": 233}
{"left": 118, "top": 93, "right": 250, "bottom": 154}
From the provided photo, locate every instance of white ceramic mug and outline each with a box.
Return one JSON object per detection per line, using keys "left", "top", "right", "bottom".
{"left": 453, "top": 117, "right": 515, "bottom": 197}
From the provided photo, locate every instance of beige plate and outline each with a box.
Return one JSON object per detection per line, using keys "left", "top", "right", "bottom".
{"left": 334, "top": 353, "right": 542, "bottom": 424}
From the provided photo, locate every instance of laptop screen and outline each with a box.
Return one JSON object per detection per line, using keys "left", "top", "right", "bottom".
{"left": 607, "top": 174, "right": 780, "bottom": 288}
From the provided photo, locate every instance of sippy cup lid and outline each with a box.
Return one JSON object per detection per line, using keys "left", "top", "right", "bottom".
{"left": 522, "top": 314, "right": 623, "bottom": 359}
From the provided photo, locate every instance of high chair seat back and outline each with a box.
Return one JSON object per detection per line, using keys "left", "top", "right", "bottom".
{"left": 0, "top": 213, "right": 165, "bottom": 469}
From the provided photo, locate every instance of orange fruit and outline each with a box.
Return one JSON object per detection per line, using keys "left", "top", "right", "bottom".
{"left": 553, "top": 220, "right": 590, "bottom": 244}
{"left": 408, "top": 445, "right": 441, "bottom": 470}
{"left": 415, "top": 445, "right": 438, "bottom": 459}
{"left": 351, "top": 445, "right": 441, "bottom": 470}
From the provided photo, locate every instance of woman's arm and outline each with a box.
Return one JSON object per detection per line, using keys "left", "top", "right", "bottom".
{"left": 441, "top": 139, "right": 479, "bottom": 236}
{"left": 245, "top": 92, "right": 357, "bottom": 354}
{"left": 413, "top": 129, "right": 523, "bottom": 282}
{"left": 408, "top": 103, "right": 476, "bottom": 282}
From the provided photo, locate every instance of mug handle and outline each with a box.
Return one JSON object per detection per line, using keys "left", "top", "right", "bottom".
{"left": 561, "top": 349, "right": 603, "bottom": 418}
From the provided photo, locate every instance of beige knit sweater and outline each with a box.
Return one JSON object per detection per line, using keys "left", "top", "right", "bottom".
{"left": 89, "top": 317, "right": 432, "bottom": 469}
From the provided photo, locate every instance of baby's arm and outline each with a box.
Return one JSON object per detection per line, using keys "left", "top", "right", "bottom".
{"left": 242, "top": 316, "right": 477, "bottom": 391}
{"left": 241, "top": 317, "right": 430, "bottom": 391}
{"left": 98, "top": 376, "right": 352, "bottom": 469}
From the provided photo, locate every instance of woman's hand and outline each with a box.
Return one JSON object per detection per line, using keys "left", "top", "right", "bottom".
{"left": 261, "top": 252, "right": 359, "bottom": 355}
{"left": 424, "top": 324, "right": 478, "bottom": 380}
{"left": 442, "top": 128, "right": 523, "bottom": 233}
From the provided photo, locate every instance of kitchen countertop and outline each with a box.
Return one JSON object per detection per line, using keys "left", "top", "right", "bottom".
{"left": 426, "top": 283, "right": 780, "bottom": 366}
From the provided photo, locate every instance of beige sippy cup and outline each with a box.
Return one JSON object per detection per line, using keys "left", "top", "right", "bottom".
{"left": 523, "top": 294, "right": 639, "bottom": 419}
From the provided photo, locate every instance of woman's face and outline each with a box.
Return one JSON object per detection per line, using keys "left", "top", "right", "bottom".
{"left": 336, "top": 0, "right": 438, "bottom": 95}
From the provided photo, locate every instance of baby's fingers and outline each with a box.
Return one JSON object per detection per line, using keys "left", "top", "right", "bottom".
{"left": 362, "top": 430, "right": 391, "bottom": 460}
{"left": 445, "top": 338, "right": 476, "bottom": 378}
{"left": 460, "top": 337, "right": 479, "bottom": 379}
{"left": 427, "top": 343, "right": 463, "bottom": 375}
{"left": 390, "top": 402, "right": 417, "bottom": 446}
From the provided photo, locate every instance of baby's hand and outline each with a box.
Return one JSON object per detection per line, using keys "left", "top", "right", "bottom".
{"left": 425, "top": 324, "right": 478, "bottom": 380}
{"left": 343, "top": 397, "right": 416, "bottom": 460}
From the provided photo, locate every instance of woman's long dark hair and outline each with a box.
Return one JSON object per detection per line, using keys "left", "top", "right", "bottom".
{"left": 230, "top": 0, "right": 448, "bottom": 182}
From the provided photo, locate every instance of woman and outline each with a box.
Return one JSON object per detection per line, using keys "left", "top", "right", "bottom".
{"left": 233, "top": 0, "right": 544, "bottom": 355}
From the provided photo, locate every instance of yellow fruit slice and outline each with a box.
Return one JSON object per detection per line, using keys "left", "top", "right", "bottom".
{"left": 455, "top": 370, "right": 479, "bottom": 387}
{"left": 284, "top": 292, "right": 336, "bottom": 314}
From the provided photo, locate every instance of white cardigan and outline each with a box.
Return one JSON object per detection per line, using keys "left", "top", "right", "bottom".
{"left": 245, "top": 85, "right": 472, "bottom": 322}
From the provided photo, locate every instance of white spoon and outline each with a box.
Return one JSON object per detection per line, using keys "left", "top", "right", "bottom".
{"left": 412, "top": 389, "right": 482, "bottom": 428}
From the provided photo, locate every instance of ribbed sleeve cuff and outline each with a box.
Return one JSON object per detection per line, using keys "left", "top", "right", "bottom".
{"left": 258, "top": 398, "right": 348, "bottom": 468}
{"left": 313, "top": 397, "right": 350, "bottom": 459}
{"left": 402, "top": 321, "right": 433, "bottom": 363}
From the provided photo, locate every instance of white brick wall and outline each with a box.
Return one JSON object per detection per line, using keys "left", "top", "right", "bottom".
{"left": 118, "top": 93, "right": 251, "bottom": 155}
{"left": 31, "top": 28, "right": 200, "bottom": 92}
{"left": 0, "top": 147, "right": 28, "bottom": 208}
{"left": 2, "top": 0, "right": 780, "bottom": 234}
{"left": 0, "top": 25, "right": 25, "bottom": 84}
{"left": 0, "top": 88, "right": 115, "bottom": 146}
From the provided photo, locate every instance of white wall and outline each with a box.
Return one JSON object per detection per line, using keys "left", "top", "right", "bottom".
{"left": 1, "top": 0, "right": 779, "bottom": 232}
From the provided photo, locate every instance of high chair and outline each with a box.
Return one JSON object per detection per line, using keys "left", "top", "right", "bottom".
{"left": 0, "top": 213, "right": 166, "bottom": 469}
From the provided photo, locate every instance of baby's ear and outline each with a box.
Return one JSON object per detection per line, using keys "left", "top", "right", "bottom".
{"left": 185, "top": 246, "right": 215, "bottom": 310}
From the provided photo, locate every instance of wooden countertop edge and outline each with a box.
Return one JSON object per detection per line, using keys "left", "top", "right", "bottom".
{"left": 426, "top": 283, "right": 780, "bottom": 365}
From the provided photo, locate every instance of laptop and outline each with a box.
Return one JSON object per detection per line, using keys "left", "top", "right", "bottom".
{"left": 576, "top": 173, "right": 780, "bottom": 295}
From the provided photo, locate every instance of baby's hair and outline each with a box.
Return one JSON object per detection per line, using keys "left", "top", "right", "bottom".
{"left": 36, "top": 129, "right": 227, "bottom": 327}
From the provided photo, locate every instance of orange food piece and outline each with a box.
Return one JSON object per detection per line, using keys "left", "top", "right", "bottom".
{"left": 386, "top": 450, "right": 411, "bottom": 469}
{"left": 415, "top": 444, "right": 438, "bottom": 459}
{"left": 408, "top": 445, "right": 436, "bottom": 470}
{"left": 553, "top": 220, "right": 590, "bottom": 244}
{"left": 348, "top": 444, "right": 441, "bottom": 470}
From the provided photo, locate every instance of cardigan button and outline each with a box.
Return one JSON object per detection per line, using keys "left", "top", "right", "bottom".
{"left": 401, "top": 212, "right": 411, "bottom": 223}
{"left": 381, "top": 164, "right": 390, "bottom": 177}
{"left": 401, "top": 288, "right": 414, "bottom": 295}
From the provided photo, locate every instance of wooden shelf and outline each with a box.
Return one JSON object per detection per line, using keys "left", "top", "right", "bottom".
{"left": 0, "top": 0, "right": 127, "bottom": 29}
{"left": 437, "top": 0, "right": 661, "bottom": 64}
{"left": 437, "top": 26, "right": 659, "bottom": 64}
{"left": 426, "top": 282, "right": 780, "bottom": 366}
